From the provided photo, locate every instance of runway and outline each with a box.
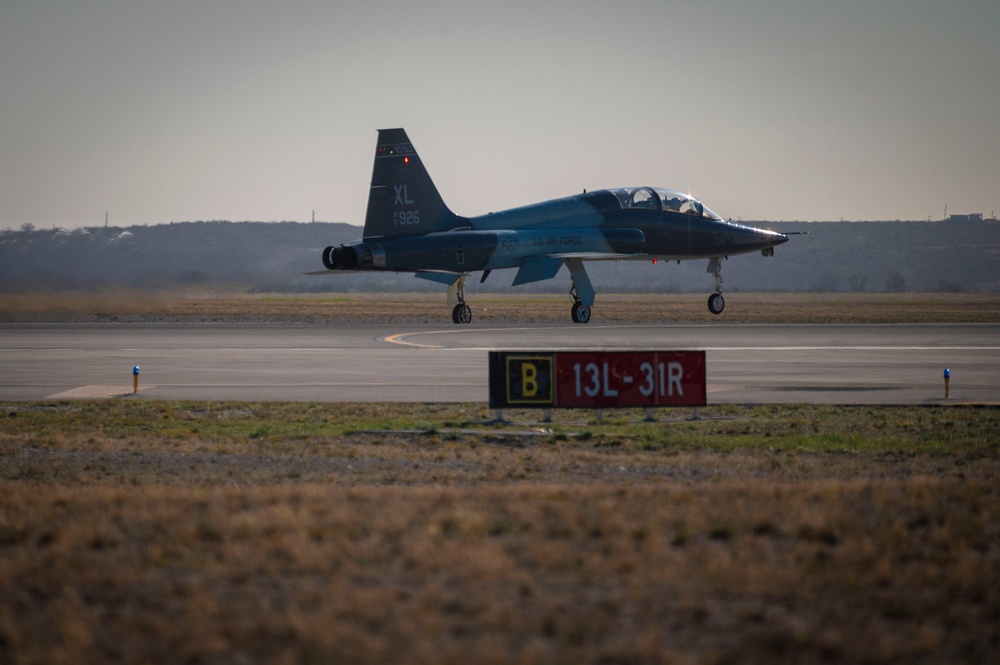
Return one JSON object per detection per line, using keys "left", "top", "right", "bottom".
{"left": 1, "top": 323, "right": 998, "bottom": 405}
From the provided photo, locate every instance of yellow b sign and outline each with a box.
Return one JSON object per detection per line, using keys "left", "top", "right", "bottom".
{"left": 522, "top": 363, "right": 539, "bottom": 397}
{"left": 505, "top": 355, "right": 553, "bottom": 405}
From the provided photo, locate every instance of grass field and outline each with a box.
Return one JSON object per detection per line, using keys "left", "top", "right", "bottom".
{"left": 3, "top": 290, "right": 1000, "bottom": 324}
{"left": 2, "top": 401, "right": 998, "bottom": 664}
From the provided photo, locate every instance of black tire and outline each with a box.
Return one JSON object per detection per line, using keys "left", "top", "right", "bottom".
{"left": 571, "top": 301, "right": 592, "bottom": 324}
{"left": 452, "top": 303, "right": 472, "bottom": 324}
{"left": 707, "top": 293, "right": 725, "bottom": 315}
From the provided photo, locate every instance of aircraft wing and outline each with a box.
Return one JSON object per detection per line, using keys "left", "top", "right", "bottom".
{"left": 508, "top": 253, "right": 638, "bottom": 287}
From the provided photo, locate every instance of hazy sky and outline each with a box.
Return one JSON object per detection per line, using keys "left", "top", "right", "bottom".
{"left": 1, "top": 0, "right": 997, "bottom": 230}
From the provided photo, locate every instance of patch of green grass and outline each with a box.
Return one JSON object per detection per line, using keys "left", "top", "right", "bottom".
{"left": 3, "top": 402, "right": 997, "bottom": 458}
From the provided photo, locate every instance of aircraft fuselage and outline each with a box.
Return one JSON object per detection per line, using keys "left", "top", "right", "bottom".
{"left": 346, "top": 190, "right": 786, "bottom": 275}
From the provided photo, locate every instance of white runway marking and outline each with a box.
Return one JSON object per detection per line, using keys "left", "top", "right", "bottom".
{"left": 382, "top": 330, "right": 1000, "bottom": 353}
{"left": 46, "top": 385, "right": 152, "bottom": 399}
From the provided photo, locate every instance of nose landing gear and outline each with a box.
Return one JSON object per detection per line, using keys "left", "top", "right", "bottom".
{"left": 707, "top": 257, "right": 725, "bottom": 315}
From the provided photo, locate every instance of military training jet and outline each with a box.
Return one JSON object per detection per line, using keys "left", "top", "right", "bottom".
{"left": 315, "top": 128, "right": 789, "bottom": 324}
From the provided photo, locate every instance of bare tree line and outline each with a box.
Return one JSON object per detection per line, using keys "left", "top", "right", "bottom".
{"left": 2, "top": 220, "right": 997, "bottom": 293}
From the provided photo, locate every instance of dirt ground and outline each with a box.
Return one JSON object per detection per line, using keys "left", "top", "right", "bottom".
{"left": 1, "top": 401, "right": 998, "bottom": 664}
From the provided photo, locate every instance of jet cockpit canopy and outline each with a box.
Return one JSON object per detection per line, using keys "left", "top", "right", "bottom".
{"left": 611, "top": 187, "right": 723, "bottom": 220}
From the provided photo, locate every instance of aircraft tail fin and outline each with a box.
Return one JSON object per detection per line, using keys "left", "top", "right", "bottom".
{"left": 363, "top": 128, "right": 461, "bottom": 240}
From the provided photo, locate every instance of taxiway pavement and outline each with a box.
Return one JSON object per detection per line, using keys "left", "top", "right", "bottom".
{"left": 1, "top": 323, "right": 997, "bottom": 405}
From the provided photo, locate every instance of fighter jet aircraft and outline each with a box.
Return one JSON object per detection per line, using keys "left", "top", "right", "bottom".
{"left": 315, "top": 128, "right": 789, "bottom": 324}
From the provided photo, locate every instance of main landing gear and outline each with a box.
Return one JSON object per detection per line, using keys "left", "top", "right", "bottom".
{"left": 707, "top": 257, "right": 725, "bottom": 315}
{"left": 449, "top": 274, "right": 472, "bottom": 324}
{"left": 445, "top": 260, "right": 598, "bottom": 325}
{"left": 566, "top": 258, "right": 595, "bottom": 324}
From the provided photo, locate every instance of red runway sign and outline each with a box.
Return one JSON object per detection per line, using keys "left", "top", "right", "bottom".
{"left": 489, "top": 351, "right": 706, "bottom": 409}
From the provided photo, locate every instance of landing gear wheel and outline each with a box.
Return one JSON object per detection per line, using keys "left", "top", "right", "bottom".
{"left": 707, "top": 293, "right": 725, "bottom": 315}
{"left": 452, "top": 303, "right": 472, "bottom": 324}
{"left": 571, "top": 301, "right": 592, "bottom": 324}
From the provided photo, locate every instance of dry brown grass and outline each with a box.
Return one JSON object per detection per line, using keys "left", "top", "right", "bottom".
{"left": 2, "top": 290, "right": 999, "bottom": 324}
{"left": 1, "top": 480, "right": 997, "bottom": 665}
{"left": 1, "top": 401, "right": 998, "bottom": 663}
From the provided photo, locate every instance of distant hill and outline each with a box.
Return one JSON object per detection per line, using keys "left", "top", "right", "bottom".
{"left": 2, "top": 220, "right": 998, "bottom": 294}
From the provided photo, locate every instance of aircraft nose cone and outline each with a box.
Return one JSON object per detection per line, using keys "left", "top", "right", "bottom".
{"left": 756, "top": 229, "right": 788, "bottom": 247}
{"left": 753, "top": 228, "right": 787, "bottom": 257}
{"left": 756, "top": 228, "right": 787, "bottom": 246}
